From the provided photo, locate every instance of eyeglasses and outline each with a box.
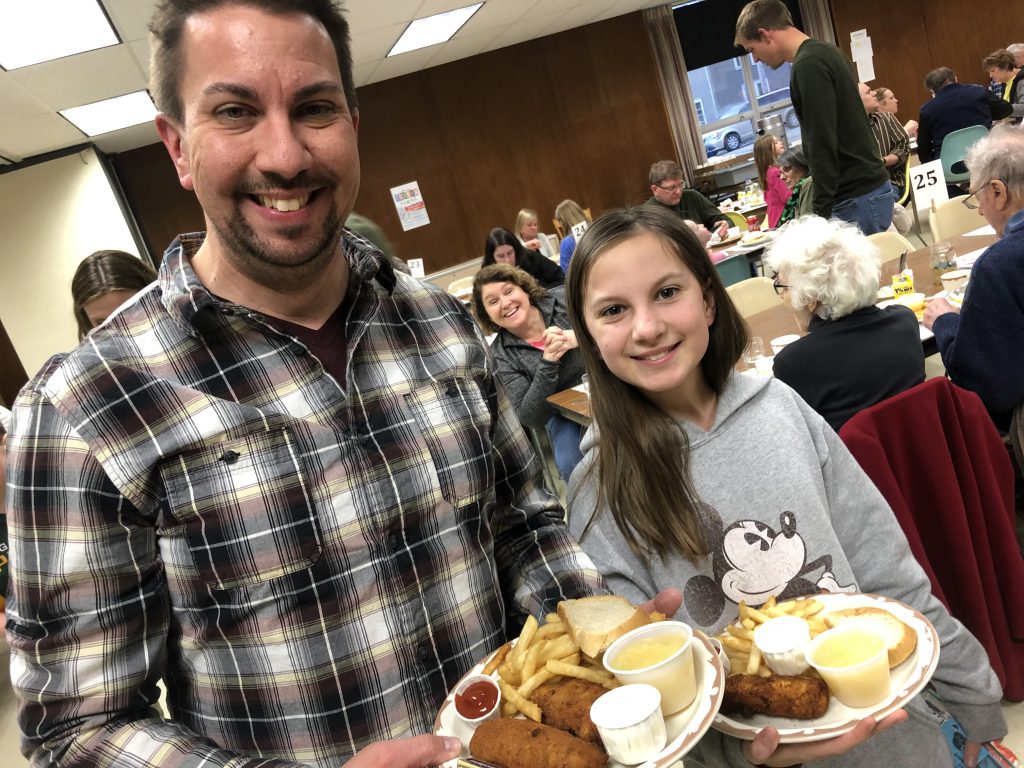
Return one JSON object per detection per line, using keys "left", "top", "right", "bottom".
{"left": 771, "top": 273, "right": 790, "bottom": 295}
{"left": 656, "top": 182, "right": 684, "bottom": 193}
{"left": 963, "top": 180, "right": 998, "bottom": 209}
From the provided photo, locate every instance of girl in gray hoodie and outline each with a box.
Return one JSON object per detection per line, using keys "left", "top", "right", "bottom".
{"left": 562, "top": 206, "right": 1005, "bottom": 768}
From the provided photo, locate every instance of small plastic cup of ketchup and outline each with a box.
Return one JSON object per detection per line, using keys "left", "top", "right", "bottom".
{"left": 452, "top": 674, "right": 502, "bottom": 737}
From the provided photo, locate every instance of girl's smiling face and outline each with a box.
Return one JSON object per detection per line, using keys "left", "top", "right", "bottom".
{"left": 582, "top": 232, "right": 716, "bottom": 421}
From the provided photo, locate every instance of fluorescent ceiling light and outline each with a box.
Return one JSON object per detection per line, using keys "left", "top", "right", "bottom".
{"left": 0, "top": 0, "right": 118, "bottom": 70}
{"left": 60, "top": 91, "right": 157, "bottom": 137}
{"left": 388, "top": 3, "right": 483, "bottom": 57}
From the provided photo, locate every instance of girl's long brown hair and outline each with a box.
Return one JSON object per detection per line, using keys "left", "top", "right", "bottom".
{"left": 565, "top": 206, "right": 748, "bottom": 563}
{"left": 753, "top": 134, "right": 778, "bottom": 191}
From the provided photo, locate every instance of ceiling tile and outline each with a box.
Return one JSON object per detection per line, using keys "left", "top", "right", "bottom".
{"left": 0, "top": 112, "right": 86, "bottom": 158}
{"left": 101, "top": 0, "right": 156, "bottom": 43}
{"left": 427, "top": 25, "right": 507, "bottom": 68}
{"left": 351, "top": 22, "right": 409, "bottom": 65}
{"left": 344, "top": 0, "right": 425, "bottom": 34}
{"left": 0, "top": 71, "right": 50, "bottom": 121}
{"left": 9, "top": 46, "right": 147, "bottom": 111}
{"left": 92, "top": 121, "right": 160, "bottom": 155}
{"left": 127, "top": 39, "right": 152, "bottom": 80}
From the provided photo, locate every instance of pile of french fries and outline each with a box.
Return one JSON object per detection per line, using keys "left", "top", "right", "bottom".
{"left": 716, "top": 594, "right": 826, "bottom": 677}
{"left": 484, "top": 612, "right": 619, "bottom": 722}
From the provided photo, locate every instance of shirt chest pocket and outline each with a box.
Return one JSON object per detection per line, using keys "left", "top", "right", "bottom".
{"left": 405, "top": 377, "right": 494, "bottom": 507}
{"left": 158, "top": 424, "right": 322, "bottom": 591}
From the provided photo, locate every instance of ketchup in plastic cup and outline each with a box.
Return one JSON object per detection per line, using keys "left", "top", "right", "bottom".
{"left": 455, "top": 677, "right": 500, "bottom": 719}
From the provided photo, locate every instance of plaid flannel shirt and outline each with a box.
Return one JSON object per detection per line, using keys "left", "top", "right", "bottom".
{"left": 6, "top": 233, "right": 601, "bottom": 767}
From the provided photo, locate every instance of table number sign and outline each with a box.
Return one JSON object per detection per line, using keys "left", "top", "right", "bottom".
{"left": 908, "top": 160, "right": 949, "bottom": 214}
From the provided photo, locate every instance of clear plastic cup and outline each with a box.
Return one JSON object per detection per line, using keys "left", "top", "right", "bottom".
{"left": 805, "top": 626, "right": 890, "bottom": 708}
{"left": 603, "top": 621, "right": 696, "bottom": 714}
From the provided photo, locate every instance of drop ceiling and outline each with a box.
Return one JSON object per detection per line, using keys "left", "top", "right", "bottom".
{"left": 0, "top": 0, "right": 672, "bottom": 166}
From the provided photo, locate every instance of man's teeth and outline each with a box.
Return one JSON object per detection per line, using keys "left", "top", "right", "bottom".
{"left": 257, "top": 194, "right": 310, "bottom": 212}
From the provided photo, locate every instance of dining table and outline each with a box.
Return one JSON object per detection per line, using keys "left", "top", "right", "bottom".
{"left": 545, "top": 228, "right": 1000, "bottom": 427}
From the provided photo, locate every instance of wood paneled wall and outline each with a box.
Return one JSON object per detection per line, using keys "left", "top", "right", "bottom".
{"left": 829, "top": 0, "right": 1024, "bottom": 123}
{"left": 111, "top": 12, "right": 676, "bottom": 274}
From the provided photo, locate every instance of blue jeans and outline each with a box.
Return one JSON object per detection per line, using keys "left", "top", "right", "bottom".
{"left": 545, "top": 414, "right": 584, "bottom": 481}
{"left": 831, "top": 181, "right": 895, "bottom": 235}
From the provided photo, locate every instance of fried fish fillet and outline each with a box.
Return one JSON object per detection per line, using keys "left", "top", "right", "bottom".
{"left": 470, "top": 718, "right": 607, "bottom": 768}
{"left": 722, "top": 674, "right": 829, "bottom": 719}
{"left": 531, "top": 677, "right": 605, "bottom": 743}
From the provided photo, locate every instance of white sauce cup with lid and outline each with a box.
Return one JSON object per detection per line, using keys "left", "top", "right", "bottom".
{"left": 753, "top": 615, "right": 811, "bottom": 675}
{"left": 589, "top": 683, "right": 667, "bottom": 764}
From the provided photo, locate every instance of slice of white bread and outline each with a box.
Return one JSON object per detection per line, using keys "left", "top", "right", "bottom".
{"left": 824, "top": 606, "right": 918, "bottom": 668}
{"left": 556, "top": 595, "right": 650, "bottom": 658}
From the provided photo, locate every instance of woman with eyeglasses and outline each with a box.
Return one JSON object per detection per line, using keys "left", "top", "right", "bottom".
{"left": 764, "top": 216, "right": 924, "bottom": 431}
{"left": 775, "top": 148, "right": 814, "bottom": 227}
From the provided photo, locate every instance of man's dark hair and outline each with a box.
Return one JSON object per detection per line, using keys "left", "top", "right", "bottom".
{"left": 149, "top": 0, "right": 358, "bottom": 124}
{"left": 925, "top": 67, "right": 956, "bottom": 93}
{"left": 735, "top": 0, "right": 793, "bottom": 44}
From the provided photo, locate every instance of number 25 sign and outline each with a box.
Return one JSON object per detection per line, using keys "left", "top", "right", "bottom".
{"left": 908, "top": 159, "right": 949, "bottom": 213}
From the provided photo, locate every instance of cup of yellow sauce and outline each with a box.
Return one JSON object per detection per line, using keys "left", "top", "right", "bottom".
{"left": 804, "top": 626, "right": 891, "bottom": 708}
{"left": 602, "top": 621, "right": 696, "bottom": 714}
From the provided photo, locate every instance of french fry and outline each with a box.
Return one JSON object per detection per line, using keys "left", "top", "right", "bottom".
{"left": 498, "top": 660, "right": 518, "bottom": 687}
{"left": 746, "top": 606, "right": 772, "bottom": 624}
{"left": 518, "top": 668, "right": 556, "bottom": 698}
{"left": 720, "top": 635, "right": 752, "bottom": 652}
{"left": 764, "top": 594, "right": 776, "bottom": 609}
{"left": 745, "top": 643, "right": 763, "bottom": 675}
{"left": 649, "top": 611, "right": 667, "bottom": 622}
{"left": 522, "top": 643, "right": 541, "bottom": 682}
{"left": 545, "top": 659, "right": 616, "bottom": 687}
{"left": 482, "top": 642, "right": 512, "bottom": 677}
{"left": 510, "top": 615, "right": 539, "bottom": 667}
{"left": 534, "top": 621, "right": 565, "bottom": 640}
{"left": 726, "top": 623, "right": 754, "bottom": 641}
{"left": 538, "top": 634, "right": 576, "bottom": 662}
{"left": 499, "top": 680, "right": 542, "bottom": 722}
{"left": 545, "top": 612, "right": 560, "bottom": 624}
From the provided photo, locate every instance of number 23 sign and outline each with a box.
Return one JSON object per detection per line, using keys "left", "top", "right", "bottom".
{"left": 908, "top": 159, "right": 949, "bottom": 213}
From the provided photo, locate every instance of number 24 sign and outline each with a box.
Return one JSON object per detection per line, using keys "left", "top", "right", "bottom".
{"left": 908, "top": 159, "right": 949, "bottom": 213}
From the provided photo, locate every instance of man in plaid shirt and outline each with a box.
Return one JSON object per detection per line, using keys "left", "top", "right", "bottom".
{"left": 3, "top": 2, "right": 619, "bottom": 765}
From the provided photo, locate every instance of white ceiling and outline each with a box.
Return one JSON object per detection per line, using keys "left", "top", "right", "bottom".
{"left": 0, "top": 0, "right": 672, "bottom": 165}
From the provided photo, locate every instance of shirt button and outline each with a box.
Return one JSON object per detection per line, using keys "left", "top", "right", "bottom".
{"left": 294, "top": 346, "right": 308, "bottom": 357}
{"left": 388, "top": 534, "right": 400, "bottom": 551}
{"left": 416, "top": 644, "right": 429, "bottom": 661}
{"left": 219, "top": 449, "right": 240, "bottom": 464}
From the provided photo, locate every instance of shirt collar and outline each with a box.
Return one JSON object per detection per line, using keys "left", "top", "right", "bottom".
{"left": 158, "top": 230, "right": 396, "bottom": 335}
{"left": 1005, "top": 208, "right": 1024, "bottom": 235}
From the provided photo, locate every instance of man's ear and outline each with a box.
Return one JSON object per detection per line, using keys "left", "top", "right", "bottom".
{"left": 155, "top": 113, "right": 194, "bottom": 192}
{"left": 990, "top": 179, "right": 1009, "bottom": 210}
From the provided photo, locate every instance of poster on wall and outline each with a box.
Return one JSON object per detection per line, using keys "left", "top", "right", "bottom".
{"left": 390, "top": 181, "right": 430, "bottom": 231}
{"left": 850, "top": 29, "right": 874, "bottom": 83}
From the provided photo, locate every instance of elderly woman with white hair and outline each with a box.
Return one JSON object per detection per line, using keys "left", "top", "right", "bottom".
{"left": 764, "top": 216, "right": 924, "bottom": 431}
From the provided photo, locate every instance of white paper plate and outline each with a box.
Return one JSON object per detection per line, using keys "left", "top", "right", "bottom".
{"left": 712, "top": 592, "right": 940, "bottom": 744}
{"left": 435, "top": 631, "right": 726, "bottom": 767}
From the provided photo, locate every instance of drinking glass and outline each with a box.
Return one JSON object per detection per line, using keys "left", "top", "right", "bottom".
{"left": 743, "top": 336, "right": 768, "bottom": 367}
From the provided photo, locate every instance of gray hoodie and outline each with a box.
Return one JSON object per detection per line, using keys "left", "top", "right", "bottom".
{"left": 568, "top": 372, "right": 1005, "bottom": 767}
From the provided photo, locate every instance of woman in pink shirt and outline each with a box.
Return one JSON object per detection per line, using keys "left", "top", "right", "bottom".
{"left": 754, "top": 135, "right": 791, "bottom": 229}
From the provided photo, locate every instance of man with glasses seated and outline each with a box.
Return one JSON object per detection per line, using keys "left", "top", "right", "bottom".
{"left": 924, "top": 125, "right": 1024, "bottom": 438}
{"left": 646, "top": 160, "right": 730, "bottom": 236}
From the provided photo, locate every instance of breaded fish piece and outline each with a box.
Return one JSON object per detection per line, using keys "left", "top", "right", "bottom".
{"left": 722, "top": 674, "right": 829, "bottom": 719}
{"left": 531, "top": 677, "right": 605, "bottom": 743}
{"left": 470, "top": 718, "right": 607, "bottom": 768}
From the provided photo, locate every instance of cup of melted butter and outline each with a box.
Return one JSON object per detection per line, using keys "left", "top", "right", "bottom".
{"left": 603, "top": 621, "right": 697, "bottom": 714}
{"left": 805, "top": 626, "right": 890, "bottom": 708}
